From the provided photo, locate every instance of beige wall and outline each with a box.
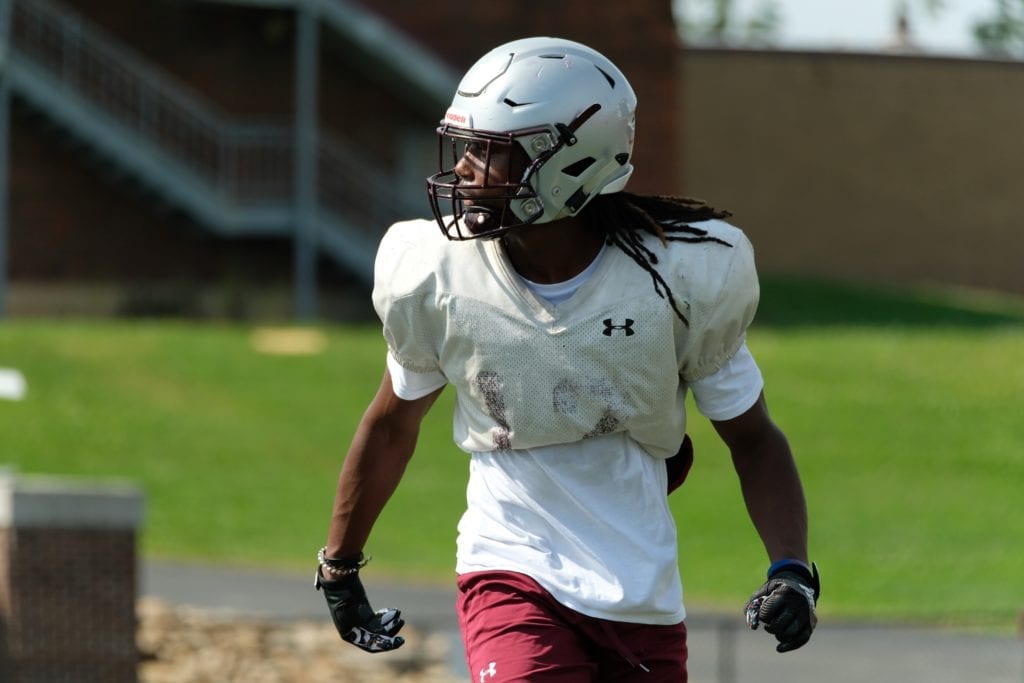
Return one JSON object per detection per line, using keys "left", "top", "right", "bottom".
{"left": 680, "top": 49, "right": 1024, "bottom": 295}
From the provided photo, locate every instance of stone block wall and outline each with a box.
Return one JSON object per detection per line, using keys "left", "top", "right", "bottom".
{"left": 0, "top": 474, "right": 144, "bottom": 682}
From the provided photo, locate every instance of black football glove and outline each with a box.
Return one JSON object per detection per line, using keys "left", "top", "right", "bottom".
{"left": 315, "top": 568, "right": 405, "bottom": 653}
{"left": 745, "top": 561, "right": 820, "bottom": 653}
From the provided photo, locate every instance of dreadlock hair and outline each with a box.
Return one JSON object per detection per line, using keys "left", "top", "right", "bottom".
{"left": 582, "top": 192, "right": 734, "bottom": 326}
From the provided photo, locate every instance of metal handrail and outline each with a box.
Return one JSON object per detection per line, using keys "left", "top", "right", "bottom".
{"left": 8, "top": 0, "right": 413, "bottom": 223}
{"left": 318, "top": 134, "right": 424, "bottom": 231}
{"left": 12, "top": 0, "right": 248, "bottom": 192}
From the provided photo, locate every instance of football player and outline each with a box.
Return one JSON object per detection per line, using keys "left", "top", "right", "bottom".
{"left": 316, "top": 37, "right": 819, "bottom": 680}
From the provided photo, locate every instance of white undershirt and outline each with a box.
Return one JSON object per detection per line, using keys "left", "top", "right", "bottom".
{"left": 520, "top": 243, "right": 608, "bottom": 305}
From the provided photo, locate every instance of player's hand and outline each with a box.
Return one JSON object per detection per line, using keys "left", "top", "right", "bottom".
{"left": 745, "top": 561, "right": 820, "bottom": 653}
{"left": 315, "top": 568, "right": 405, "bottom": 653}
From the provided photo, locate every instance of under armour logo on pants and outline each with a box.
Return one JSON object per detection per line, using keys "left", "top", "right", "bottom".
{"left": 479, "top": 661, "right": 497, "bottom": 682}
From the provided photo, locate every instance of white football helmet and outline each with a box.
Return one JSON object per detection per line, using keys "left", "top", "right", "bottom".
{"left": 426, "top": 37, "right": 637, "bottom": 240}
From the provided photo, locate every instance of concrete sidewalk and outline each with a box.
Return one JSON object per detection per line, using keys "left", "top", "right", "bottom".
{"left": 142, "top": 561, "right": 1023, "bottom": 683}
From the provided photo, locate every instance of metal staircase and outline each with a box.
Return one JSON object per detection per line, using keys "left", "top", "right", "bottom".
{"left": 3, "top": 0, "right": 438, "bottom": 286}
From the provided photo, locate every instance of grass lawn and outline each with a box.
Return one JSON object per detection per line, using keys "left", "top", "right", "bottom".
{"left": 1, "top": 277, "right": 1022, "bottom": 631}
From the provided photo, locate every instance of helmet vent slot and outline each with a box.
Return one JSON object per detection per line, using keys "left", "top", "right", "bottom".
{"left": 503, "top": 98, "right": 532, "bottom": 108}
{"left": 561, "top": 157, "right": 597, "bottom": 177}
{"left": 594, "top": 65, "right": 616, "bottom": 89}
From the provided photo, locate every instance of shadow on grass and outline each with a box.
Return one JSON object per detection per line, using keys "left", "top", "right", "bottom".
{"left": 756, "top": 277, "right": 1024, "bottom": 328}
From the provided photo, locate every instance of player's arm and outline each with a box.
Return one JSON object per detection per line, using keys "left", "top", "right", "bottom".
{"left": 712, "top": 391, "right": 807, "bottom": 562}
{"left": 317, "top": 367, "right": 444, "bottom": 653}
{"left": 326, "top": 366, "right": 443, "bottom": 558}
{"left": 712, "top": 391, "right": 819, "bottom": 653}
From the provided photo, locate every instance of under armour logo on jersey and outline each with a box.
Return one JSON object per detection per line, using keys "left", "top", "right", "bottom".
{"left": 602, "top": 318, "right": 635, "bottom": 336}
{"left": 479, "top": 662, "right": 497, "bottom": 682}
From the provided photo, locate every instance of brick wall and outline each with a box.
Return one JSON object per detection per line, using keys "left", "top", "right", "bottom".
{"left": 6, "top": 0, "right": 425, "bottom": 314}
{"left": 8, "top": 112, "right": 285, "bottom": 283}
{"left": 52, "top": 0, "right": 428, "bottom": 169}
{"left": 8, "top": 0, "right": 681, "bottom": 316}
{"left": 56, "top": 0, "right": 297, "bottom": 118}
{"left": 13, "top": 1, "right": 1023, "bottom": 307}
{"left": 0, "top": 475, "right": 144, "bottom": 683}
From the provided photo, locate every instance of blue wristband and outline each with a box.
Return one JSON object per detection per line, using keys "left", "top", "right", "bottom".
{"left": 768, "top": 558, "right": 810, "bottom": 578}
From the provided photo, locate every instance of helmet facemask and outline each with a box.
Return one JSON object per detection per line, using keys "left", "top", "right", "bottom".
{"left": 427, "top": 104, "right": 604, "bottom": 241}
{"left": 428, "top": 125, "right": 555, "bottom": 240}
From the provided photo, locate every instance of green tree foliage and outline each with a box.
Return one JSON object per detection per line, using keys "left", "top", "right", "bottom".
{"left": 677, "top": 0, "right": 782, "bottom": 47}
{"left": 910, "top": 0, "right": 945, "bottom": 17}
{"left": 973, "top": 0, "right": 1024, "bottom": 57}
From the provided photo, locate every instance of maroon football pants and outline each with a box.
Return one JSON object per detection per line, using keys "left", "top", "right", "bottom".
{"left": 457, "top": 571, "right": 688, "bottom": 682}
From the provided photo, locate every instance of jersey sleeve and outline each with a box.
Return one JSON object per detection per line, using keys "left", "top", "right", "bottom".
{"left": 386, "top": 351, "right": 448, "bottom": 400}
{"left": 371, "top": 221, "right": 446, "bottom": 374}
{"left": 677, "top": 225, "right": 761, "bottom": 383}
{"left": 690, "top": 341, "right": 764, "bottom": 421}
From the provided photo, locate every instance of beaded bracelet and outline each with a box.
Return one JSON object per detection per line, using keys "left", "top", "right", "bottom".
{"left": 317, "top": 546, "right": 370, "bottom": 577}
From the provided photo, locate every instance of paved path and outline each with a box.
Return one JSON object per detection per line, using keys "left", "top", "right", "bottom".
{"left": 143, "top": 561, "right": 1023, "bottom": 683}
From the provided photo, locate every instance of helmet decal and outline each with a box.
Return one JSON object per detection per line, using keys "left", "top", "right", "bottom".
{"left": 444, "top": 108, "right": 472, "bottom": 128}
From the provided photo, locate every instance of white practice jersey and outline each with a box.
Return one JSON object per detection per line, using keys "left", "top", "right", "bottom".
{"left": 372, "top": 217, "right": 761, "bottom": 624}
{"left": 373, "top": 218, "right": 759, "bottom": 459}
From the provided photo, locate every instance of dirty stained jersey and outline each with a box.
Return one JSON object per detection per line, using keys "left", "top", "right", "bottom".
{"left": 372, "top": 216, "right": 761, "bottom": 625}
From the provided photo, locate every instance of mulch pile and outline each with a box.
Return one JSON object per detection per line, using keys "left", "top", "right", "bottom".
{"left": 137, "top": 598, "right": 462, "bottom": 683}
